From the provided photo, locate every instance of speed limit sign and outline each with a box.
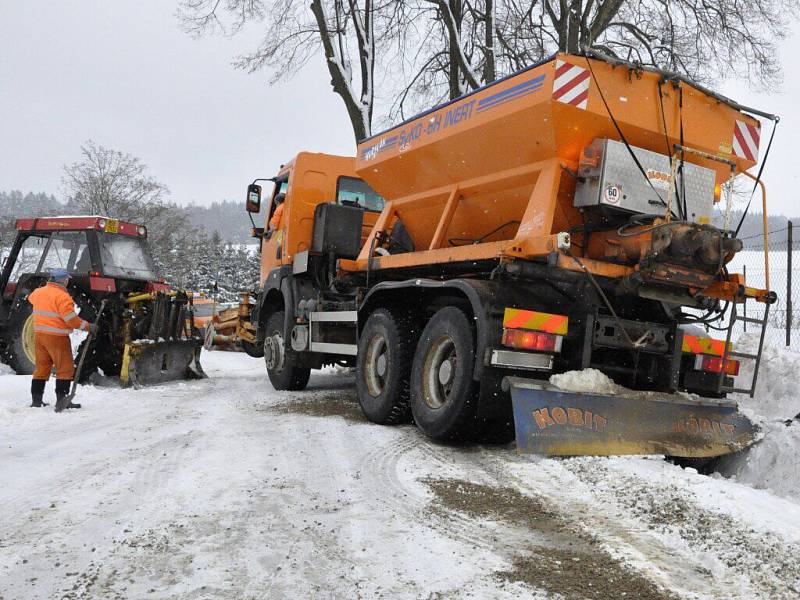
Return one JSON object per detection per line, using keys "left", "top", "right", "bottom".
{"left": 603, "top": 185, "right": 621, "bottom": 205}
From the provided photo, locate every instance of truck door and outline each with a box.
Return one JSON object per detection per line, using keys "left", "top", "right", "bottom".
{"left": 261, "top": 177, "right": 289, "bottom": 275}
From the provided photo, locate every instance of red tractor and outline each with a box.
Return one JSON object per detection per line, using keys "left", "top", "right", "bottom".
{"left": 0, "top": 216, "right": 205, "bottom": 386}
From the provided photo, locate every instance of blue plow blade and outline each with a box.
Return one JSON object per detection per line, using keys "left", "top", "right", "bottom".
{"left": 504, "top": 377, "right": 758, "bottom": 458}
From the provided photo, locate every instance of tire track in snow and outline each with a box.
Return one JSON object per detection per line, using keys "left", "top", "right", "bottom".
{"left": 357, "top": 431, "right": 770, "bottom": 599}
{"left": 468, "top": 450, "right": 743, "bottom": 600}
{"left": 357, "top": 433, "right": 502, "bottom": 552}
{"left": 559, "top": 457, "right": 800, "bottom": 599}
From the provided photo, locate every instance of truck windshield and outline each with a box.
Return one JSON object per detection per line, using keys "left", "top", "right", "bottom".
{"left": 97, "top": 232, "right": 159, "bottom": 280}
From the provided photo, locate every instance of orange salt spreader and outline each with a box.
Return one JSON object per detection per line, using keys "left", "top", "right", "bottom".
{"left": 244, "top": 51, "right": 777, "bottom": 459}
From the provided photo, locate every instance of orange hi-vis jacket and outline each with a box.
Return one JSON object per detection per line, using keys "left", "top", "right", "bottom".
{"left": 270, "top": 202, "right": 284, "bottom": 230}
{"left": 28, "top": 282, "right": 91, "bottom": 336}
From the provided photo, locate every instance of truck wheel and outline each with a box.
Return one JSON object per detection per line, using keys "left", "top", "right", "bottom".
{"left": 1, "top": 302, "right": 36, "bottom": 375}
{"left": 410, "top": 307, "right": 478, "bottom": 441}
{"left": 264, "top": 311, "right": 310, "bottom": 391}
{"left": 356, "top": 308, "right": 413, "bottom": 424}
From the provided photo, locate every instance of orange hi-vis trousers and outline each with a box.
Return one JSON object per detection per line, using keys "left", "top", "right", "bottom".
{"left": 32, "top": 333, "right": 75, "bottom": 381}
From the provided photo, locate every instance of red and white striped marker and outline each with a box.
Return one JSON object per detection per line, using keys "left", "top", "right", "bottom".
{"left": 732, "top": 119, "right": 760, "bottom": 162}
{"left": 553, "top": 60, "right": 590, "bottom": 109}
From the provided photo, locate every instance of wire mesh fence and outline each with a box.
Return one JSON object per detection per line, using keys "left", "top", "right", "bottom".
{"left": 725, "top": 222, "right": 796, "bottom": 348}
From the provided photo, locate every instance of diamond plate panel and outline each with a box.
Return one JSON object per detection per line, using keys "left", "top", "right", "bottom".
{"left": 574, "top": 139, "right": 715, "bottom": 223}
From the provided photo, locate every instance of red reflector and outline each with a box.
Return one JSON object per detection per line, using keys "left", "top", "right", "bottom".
{"left": 502, "top": 328, "right": 562, "bottom": 352}
{"left": 695, "top": 354, "right": 740, "bottom": 376}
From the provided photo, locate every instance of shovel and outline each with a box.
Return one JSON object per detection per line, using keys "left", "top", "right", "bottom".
{"left": 55, "top": 299, "right": 108, "bottom": 413}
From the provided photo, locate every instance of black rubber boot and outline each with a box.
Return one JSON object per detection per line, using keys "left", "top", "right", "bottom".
{"left": 30, "top": 379, "right": 48, "bottom": 408}
{"left": 54, "top": 379, "right": 80, "bottom": 412}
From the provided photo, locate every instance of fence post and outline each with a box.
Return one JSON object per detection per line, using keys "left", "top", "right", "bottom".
{"left": 788, "top": 220, "right": 793, "bottom": 347}
{"left": 743, "top": 264, "right": 747, "bottom": 333}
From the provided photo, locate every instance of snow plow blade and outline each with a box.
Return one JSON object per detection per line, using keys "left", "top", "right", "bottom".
{"left": 505, "top": 378, "right": 758, "bottom": 458}
{"left": 120, "top": 339, "right": 206, "bottom": 388}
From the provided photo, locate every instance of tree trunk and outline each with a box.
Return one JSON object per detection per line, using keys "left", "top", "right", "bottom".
{"left": 566, "top": 0, "right": 582, "bottom": 53}
{"left": 310, "top": 0, "right": 371, "bottom": 141}
{"left": 447, "top": 0, "right": 463, "bottom": 100}
{"left": 483, "top": 0, "right": 496, "bottom": 83}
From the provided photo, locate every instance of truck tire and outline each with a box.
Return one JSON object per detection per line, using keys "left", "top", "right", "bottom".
{"left": 1, "top": 302, "right": 36, "bottom": 375}
{"left": 264, "top": 311, "right": 310, "bottom": 391}
{"left": 356, "top": 308, "right": 413, "bottom": 424}
{"left": 410, "top": 307, "right": 479, "bottom": 441}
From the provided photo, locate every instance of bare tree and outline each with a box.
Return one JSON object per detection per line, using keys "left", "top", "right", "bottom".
{"left": 310, "top": 0, "right": 376, "bottom": 139}
{"left": 61, "top": 141, "right": 194, "bottom": 277}
{"left": 62, "top": 140, "right": 170, "bottom": 221}
{"left": 383, "top": 0, "right": 495, "bottom": 120}
{"left": 391, "top": 0, "right": 797, "bottom": 118}
{"left": 178, "top": 0, "right": 380, "bottom": 141}
{"left": 497, "top": 0, "right": 796, "bottom": 88}
{"left": 179, "top": 1, "right": 796, "bottom": 138}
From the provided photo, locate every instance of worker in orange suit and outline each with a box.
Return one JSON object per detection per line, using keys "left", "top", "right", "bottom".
{"left": 27, "top": 268, "right": 95, "bottom": 412}
{"left": 268, "top": 193, "right": 285, "bottom": 232}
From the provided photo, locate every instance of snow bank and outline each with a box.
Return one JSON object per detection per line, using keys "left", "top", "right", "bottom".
{"left": 549, "top": 368, "right": 618, "bottom": 395}
{"left": 717, "top": 422, "right": 800, "bottom": 500}
{"left": 719, "top": 335, "right": 800, "bottom": 502}
{"left": 735, "top": 334, "right": 800, "bottom": 421}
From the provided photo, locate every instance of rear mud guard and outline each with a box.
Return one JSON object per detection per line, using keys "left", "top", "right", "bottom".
{"left": 504, "top": 377, "right": 758, "bottom": 458}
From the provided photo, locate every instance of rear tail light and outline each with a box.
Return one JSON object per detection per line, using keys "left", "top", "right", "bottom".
{"left": 502, "top": 328, "right": 562, "bottom": 353}
{"left": 694, "top": 354, "right": 739, "bottom": 376}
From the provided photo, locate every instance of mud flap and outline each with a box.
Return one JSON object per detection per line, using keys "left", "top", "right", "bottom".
{"left": 505, "top": 378, "right": 758, "bottom": 458}
{"left": 120, "top": 339, "right": 206, "bottom": 388}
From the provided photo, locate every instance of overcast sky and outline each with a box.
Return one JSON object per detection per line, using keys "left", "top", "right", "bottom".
{"left": 1, "top": 1, "right": 798, "bottom": 216}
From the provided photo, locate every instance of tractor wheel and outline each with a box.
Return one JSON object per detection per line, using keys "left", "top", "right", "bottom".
{"left": 264, "top": 311, "right": 310, "bottom": 391}
{"left": 1, "top": 301, "right": 36, "bottom": 375}
{"left": 410, "top": 307, "right": 479, "bottom": 441}
{"left": 74, "top": 337, "right": 122, "bottom": 382}
{"left": 356, "top": 308, "right": 414, "bottom": 425}
{"left": 71, "top": 298, "right": 120, "bottom": 382}
{"left": 241, "top": 339, "right": 265, "bottom": 358}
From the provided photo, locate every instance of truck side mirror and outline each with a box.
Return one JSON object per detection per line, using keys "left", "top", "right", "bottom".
{"left": 246, "top": 184, "right": 262, "bottom": 213}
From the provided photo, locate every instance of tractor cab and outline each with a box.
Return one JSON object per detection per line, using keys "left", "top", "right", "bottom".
{"left": 1, "top": 217, "right": 159, "bottom": 307}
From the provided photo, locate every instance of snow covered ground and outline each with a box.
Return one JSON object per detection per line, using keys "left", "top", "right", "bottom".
{"left": 1, "top": 349, "right": 799, "bottom": 599}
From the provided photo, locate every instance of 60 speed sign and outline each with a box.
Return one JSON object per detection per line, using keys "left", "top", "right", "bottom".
{"left": 603, "top": 185, "right": 621, "bottom": 205}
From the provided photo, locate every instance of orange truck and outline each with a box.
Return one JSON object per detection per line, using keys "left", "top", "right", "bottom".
{"left": 243, "top": 51, "right": 776, "bottom": 459}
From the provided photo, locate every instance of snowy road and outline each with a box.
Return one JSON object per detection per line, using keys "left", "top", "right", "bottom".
{"left": 1, "top": 351, "right": 799, "bottom": 599}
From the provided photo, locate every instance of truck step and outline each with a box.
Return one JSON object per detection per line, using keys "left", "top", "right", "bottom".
{"left": 735, "top": 316, "right": 769, "bottom": 326}
{"left": 720, "top": 386, "right": 754, "bottom": 395}
{"left": 728, "top": 351, "right": 759, "bottom": 360}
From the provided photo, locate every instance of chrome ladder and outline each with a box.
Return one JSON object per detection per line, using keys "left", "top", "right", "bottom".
{"left": 718, "top": 302, "right": 770, "bottom": 397}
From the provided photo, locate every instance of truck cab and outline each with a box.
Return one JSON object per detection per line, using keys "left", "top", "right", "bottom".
{"left": 249, "top": 152, "right": 385, "bottom": 280}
